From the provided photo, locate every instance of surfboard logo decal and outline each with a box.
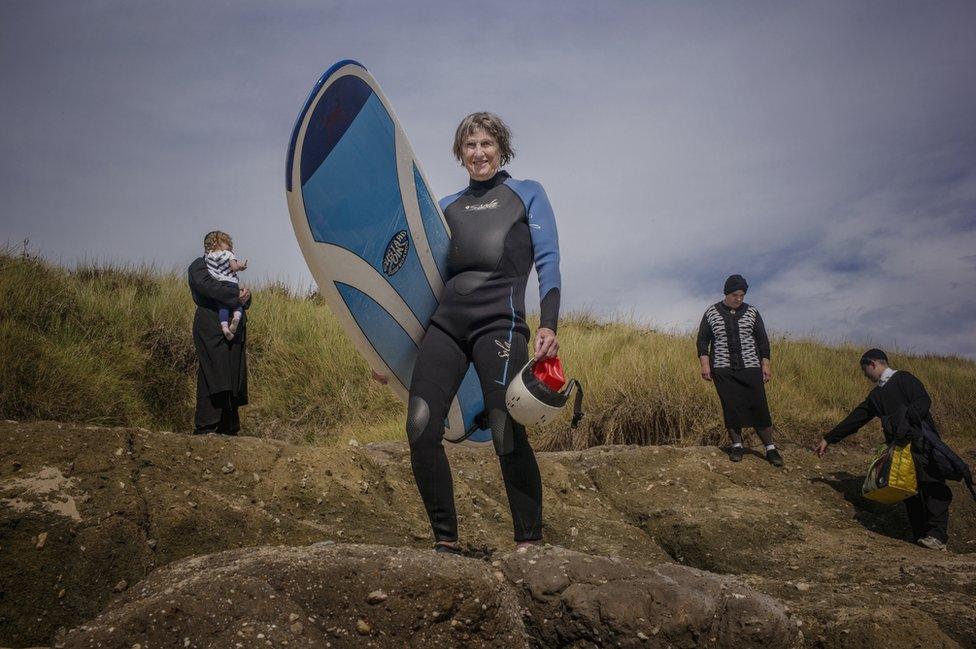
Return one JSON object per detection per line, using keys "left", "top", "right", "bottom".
{"left": 382, "top": 230, "right": 410, "bottom": 276}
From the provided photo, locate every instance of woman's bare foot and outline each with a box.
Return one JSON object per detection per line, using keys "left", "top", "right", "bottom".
{"left": 516, "top": 540, "right": 541, "bottom": 553}
{"left": 434, "top": 540, "right": 462, "bottom": 555}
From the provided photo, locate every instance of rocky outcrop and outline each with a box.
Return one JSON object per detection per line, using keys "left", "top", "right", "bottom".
{"left": 498, "top": 547, "right": 793, "bottom": 648}
{"left": 57, "top": 543, "right": 794, "bottom": 648}
{"left": 58, "top": 543, "right": 525, "bottom": 648}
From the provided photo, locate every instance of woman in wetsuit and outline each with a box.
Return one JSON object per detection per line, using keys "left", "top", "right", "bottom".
{"left": 388, "top": 112, "right": 562, "bottom": 553}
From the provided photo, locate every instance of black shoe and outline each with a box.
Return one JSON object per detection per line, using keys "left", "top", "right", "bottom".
{"left": 766, "top": 448, "right": 784, "bottom": 467}
{"left": 729, "top": 446, "right": 744, "bottom": 462}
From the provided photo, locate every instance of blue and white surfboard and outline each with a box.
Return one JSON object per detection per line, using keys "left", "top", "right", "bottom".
{"left": 285, "top": 60, "right": 491, "bottom": 445}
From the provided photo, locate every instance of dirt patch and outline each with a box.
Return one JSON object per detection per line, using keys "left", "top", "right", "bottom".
{"left": 1, "top": 466, "right": 81, "bottom": 522}
{"left": 1, "top": 420, "right": 975, "bottom": 647}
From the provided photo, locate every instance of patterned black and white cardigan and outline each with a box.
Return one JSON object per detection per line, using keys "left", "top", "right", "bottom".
{"left": 696, "top": 302, "right": 771, "bottom": 370}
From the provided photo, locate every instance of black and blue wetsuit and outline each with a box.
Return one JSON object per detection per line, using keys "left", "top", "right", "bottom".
{"left": 407, "top": 170, "right": 561, "bottom": 543}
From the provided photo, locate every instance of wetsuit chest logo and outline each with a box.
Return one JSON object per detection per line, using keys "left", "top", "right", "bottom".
{"left": 464, "top": 199, "right": 500, "bottom": 211}
{"left": 382, "top": 230, "right": 409, "bottom": 276}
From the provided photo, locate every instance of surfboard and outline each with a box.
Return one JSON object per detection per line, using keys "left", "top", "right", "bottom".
{"left": 285, "top": 60, "right": 491, "bottom": 446}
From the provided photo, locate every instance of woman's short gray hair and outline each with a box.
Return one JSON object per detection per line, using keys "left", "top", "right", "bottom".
{"left": 452, "top": 112, "right": 515, "bottom": 166}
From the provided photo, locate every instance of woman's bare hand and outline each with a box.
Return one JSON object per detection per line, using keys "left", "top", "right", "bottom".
{"left": 699, "top": 356, "right": 712, "bottom": 381}
{"left": 534, "top": 328, "right": 558, "bottom": 360}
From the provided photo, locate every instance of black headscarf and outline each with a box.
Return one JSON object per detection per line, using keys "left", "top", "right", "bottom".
{"left": 723, "top": 274, "right": 748, "bottom": 295}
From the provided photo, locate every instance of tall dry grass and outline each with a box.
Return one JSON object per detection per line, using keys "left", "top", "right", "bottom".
{"left": 541, "top": 312, "right": 976, "bottom": 451}
{"left": 0, "top": 251, "right": 399, "bottom": 444}
{"left": 2, "top": 251, "right": 974, "bottom": 449}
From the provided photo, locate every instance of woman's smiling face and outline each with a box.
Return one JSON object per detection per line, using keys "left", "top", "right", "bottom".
{"left": 462, "top": 128, "right": 501, "bottom": 181}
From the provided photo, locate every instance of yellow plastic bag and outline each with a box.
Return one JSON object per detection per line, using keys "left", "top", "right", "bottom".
{"left": 862, "top": 441, "right": 917, "bottom": 504}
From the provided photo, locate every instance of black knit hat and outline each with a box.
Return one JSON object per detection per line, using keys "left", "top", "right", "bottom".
{"left": 860, "top": 348, "right": 889, "bottom": 366}
{"left": 723, "top": 274, "right": 748, "bottom": 295}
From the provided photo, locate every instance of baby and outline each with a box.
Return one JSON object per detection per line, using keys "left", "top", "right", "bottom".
{"left": 203, "top": 231, "right": 248, "bottom": 340}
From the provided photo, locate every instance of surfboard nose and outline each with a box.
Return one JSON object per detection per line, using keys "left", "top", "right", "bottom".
{"left": 299, "top": 74, "right": 374, "bottom": 188}
{"left": 285, "top": 59, "right": 367, "bottom": 192}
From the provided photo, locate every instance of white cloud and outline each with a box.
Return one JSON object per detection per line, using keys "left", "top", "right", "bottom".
{"left": 1, "top": 1, "right": 974, "bottom": 356}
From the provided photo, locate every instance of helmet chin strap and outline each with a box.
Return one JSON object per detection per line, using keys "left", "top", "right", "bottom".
{"left": 567, "top": 380, "right": 584, "bottom": 428}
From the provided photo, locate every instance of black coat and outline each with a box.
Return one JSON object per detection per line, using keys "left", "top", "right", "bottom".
{"left": 187, "top": 257, "right": 250, "bottom": 403}
{"left": 826, "top": 371, "right": 936, "bottom": 445}
{"left": 826, "top": 370, "right": 975, "bottom": 497}
{"left": 913, "top": 420, "right": 976, "bottom": 499}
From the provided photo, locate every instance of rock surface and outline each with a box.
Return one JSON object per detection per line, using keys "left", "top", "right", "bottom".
{"left": 57, "top": 543, "right": 794, "bottom": 648}
{"left": 498, "top": 546, "right": 793, "bottom": 648}
{"left": 2, "top": 420, "right": 975, "bottom": 647}
{"left": 58, "top": 543, "right": 525, "bottom": 648}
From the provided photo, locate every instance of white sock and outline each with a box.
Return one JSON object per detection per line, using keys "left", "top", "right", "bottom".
{"left": 765, "top": 444, "right": 776, "bottom": 451}
{"left": 732, "top": 443, "right": 743, "bottom": 448}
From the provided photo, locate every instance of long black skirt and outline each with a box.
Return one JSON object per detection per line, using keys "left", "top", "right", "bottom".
{"left": 712, "top": 367, "right": 772, "bottom": 429}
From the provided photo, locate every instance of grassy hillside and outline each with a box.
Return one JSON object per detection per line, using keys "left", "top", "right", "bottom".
{"left": 2, "top": 251, "right": 974, "bottom": 449}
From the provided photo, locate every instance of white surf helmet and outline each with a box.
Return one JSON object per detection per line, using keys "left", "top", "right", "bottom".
{"left": 505, "top": 359, "right": 584, "bottom": 428}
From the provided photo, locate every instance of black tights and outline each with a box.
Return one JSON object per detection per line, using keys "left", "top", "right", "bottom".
{"left": 729, "top": 427, "right": 775, "bottom": 447}
{"left": 407, "top": 324, "right": 543, "bottom": 543}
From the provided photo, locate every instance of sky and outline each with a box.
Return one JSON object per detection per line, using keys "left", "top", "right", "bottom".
{"left": 2, "top": 1, "right": 975, "bottom": 357}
